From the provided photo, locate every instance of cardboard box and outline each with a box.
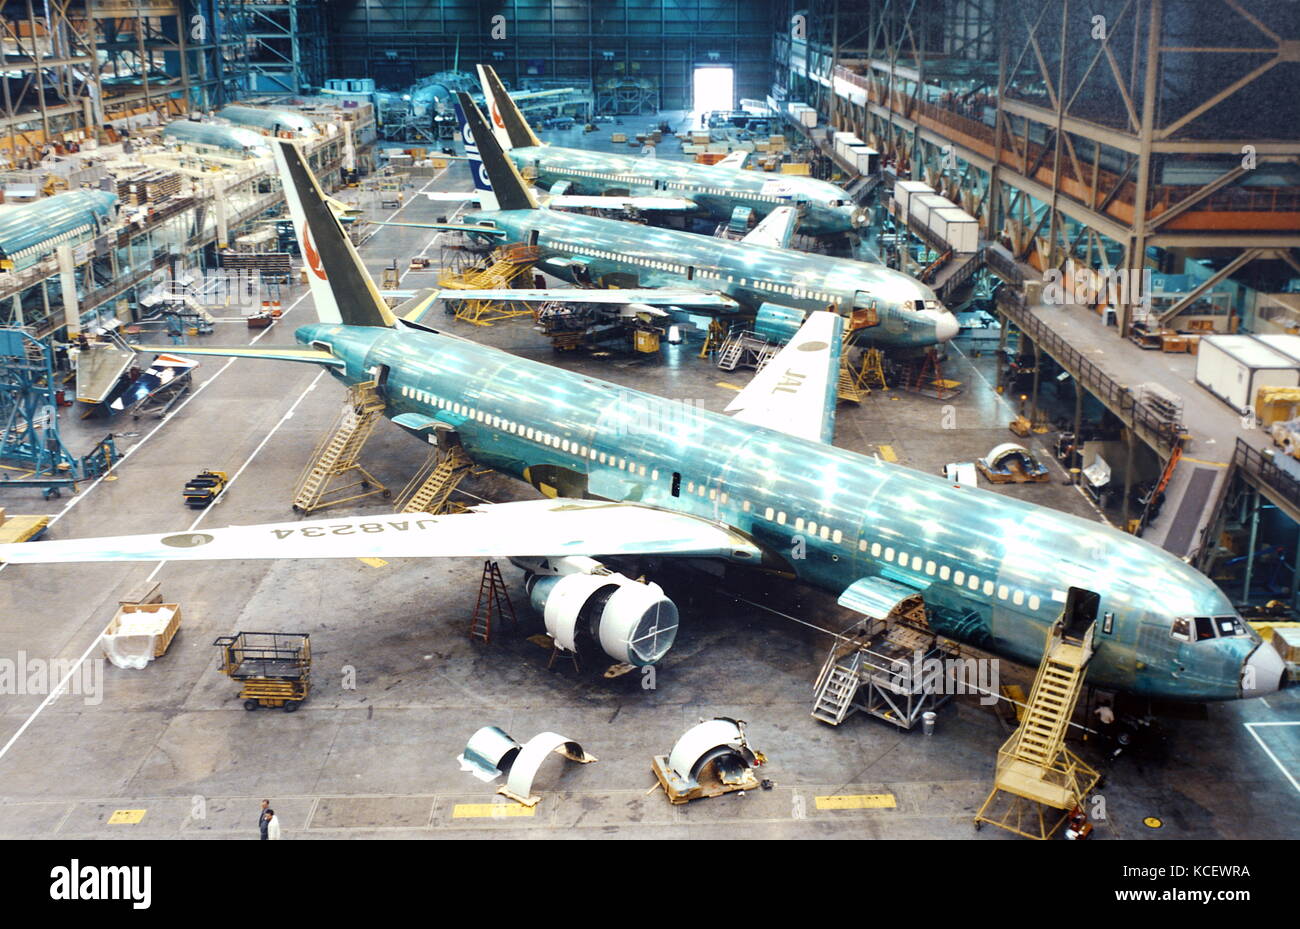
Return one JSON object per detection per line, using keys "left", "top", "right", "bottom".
{"left": 1273, "top": 627, "right": 1300, "bottom": 664}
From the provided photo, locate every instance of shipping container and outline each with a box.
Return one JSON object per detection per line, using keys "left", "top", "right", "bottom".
{"left": 930, "top": 207, "right": 979, "bottom": 252}
{"left": 1195, "top": 335, "right": 1299, "bottom": 412}
{"left": 847, "top": 144, "right": 879, "bottom": 175}
{"left": 1252, "top": 333, "right": 1300, "bottom": 366}
{"left": 909, "top": 192, "right": 953, "bottom": 230}
{"left": 891, "top": 180, "right": 933, "bottom": 215}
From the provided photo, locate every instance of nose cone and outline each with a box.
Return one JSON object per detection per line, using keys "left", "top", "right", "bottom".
{"left": 847, "top": 205, "right": 868, "bottom": 229}
{"left": 1243, "top": 642, "right": 1287, "bottom": 697}
{"left": 918, "top": 308, "right": 959, "bottom": 343}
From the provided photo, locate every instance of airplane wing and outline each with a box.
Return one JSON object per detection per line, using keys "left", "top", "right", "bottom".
{"left": 434, "top": 288, "right": 740, "bottom": 310}
{"left": 423, "top": 191, "right": 481, "bottom": 203}
{"left": 370, "top": 221, "right": 508, "bottom": 237}
{"left": 130, "top": 345, "right": 344, "bottom": 367}
{"left": 724, "top": 310, "right": 843, "bottom": 443}
{"left": 717, "top": 151, "right": 749, "bottom": 170}
{"left": 545, "top": 194, "right": 697, "bottom": 212}
{"left": 741, "top": 206, "right": 799, "bottom": 249}
{"left": 0, "top": 498, "right": 760, "bottom": 565}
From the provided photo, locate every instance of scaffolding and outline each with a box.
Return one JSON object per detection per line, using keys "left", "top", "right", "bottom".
{"left": 437, "top": 243, "right": 540, "bottom": 326}
{"left": 0, "top": 328, "right": 75, "bottom": 477}
{"left": 395, "top": 442, "right": 473, "bottom": 515}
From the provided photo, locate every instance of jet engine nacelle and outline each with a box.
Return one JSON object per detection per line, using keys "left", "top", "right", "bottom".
{"left": 521, "top": 557, "right": 678, "bottom": 666}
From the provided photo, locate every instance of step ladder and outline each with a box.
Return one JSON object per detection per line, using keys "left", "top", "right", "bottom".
{"left": 974, "top": 611, "right": 1102, "bottom": 839}
{"left": 811, "top": 653, "right": 863, "bottom": 724}
{"left": 396, "top": 444, "right": 474, "bottom": 514}
{"left": 469, "top": 560, "right": 517, "bottom": 644}
{"left": 837, "top": 359, "right": 862, "bottom": 403}
{"left": 291, "top": 380, "right": 390, "bottom": 514}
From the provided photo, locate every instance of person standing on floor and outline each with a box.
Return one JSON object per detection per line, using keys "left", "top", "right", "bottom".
{"left": 258, "top": 799, "right": 270, "bottom": 840}
{"left": 265, "top": 809, "right": 282, "bottom": 840}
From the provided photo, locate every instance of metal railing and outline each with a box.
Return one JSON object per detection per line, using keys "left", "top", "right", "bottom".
{"left": 1233, "top": 438, "right": 1300, "bottom": 517}
{"left": 992, "top": 271, "right": 1182, "bottom": 453}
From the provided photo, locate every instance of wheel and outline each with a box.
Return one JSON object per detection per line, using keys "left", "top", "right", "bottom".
{"left": 974, "top": 821, "right": 982, "bottom": 831}
{"left": 284, "top": 701, "right": 300, "bottom": 713}
{"left": 381, "top": 489, "right": 392, "bottom": 499}
{"left": 243, "top": 699, "right": 259, "bottom": 711}
{"left": 360, "top": 481, "right": 371, "bottom": 490}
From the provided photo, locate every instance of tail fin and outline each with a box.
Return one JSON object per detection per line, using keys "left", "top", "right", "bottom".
{"left": 271, "top": 139, "right": 397, "bottom": 328}
{"left": 476, "top": 64, "right": 541, "bottom": 150}
{"left": 456, "top": 92, "right": 537, "bottom": 212}
{"left": 453, "top": 98, "right": 499, "bottom": 212}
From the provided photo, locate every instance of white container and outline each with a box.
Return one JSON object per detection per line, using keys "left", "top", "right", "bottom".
{"left": 796, "top": 107, "right": 817, "bottom": 127}
{"left": 930, "top": 206, "right": 979, "bottom": 252}
{"left": 892, "top": 179, "right": 933, "bottom": 215}
{"left": 909, "top": 192, "right": 952, "bottom": 230}
{"left": 1252, "top": 333, "right": 1300, "bottom": 366}
{"left": 1195, "top": 335, "right": 1300, "bottom": 412}
{"left": 848, "top": 144, "right": 879, "bottom": 175}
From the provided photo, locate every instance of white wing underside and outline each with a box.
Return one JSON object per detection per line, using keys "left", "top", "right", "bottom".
{"left": 0, "top": 499, "right": 760, "bottom": 565}
{"left": 724, "top": 310, "right": 844, "bottom": 444}
{"left": 424, "top": 191, "right": 696, "bottom": 212}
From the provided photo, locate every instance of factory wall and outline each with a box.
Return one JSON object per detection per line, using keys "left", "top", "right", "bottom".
{"left": 326, "top": 0, "right": 775, "bottom": 110}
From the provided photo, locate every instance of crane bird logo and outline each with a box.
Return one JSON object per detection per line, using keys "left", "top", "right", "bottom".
{"left": 491, "top": 101, "right": 506, "bottom": 130}
{"left": 302, "top": 223, "right": 327, "bottom": 280}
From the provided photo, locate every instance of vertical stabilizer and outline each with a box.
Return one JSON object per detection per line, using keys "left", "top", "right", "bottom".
{"left": 476, "top": 64, "right": 542, "bottom": 150}
{"left": 456, "top": 93, "right": 537, "bottom": 212}
{"left": 271, "top": 140, "right": 396, "bottom": 328}
{"left": 453, "top": 98, "right": 499, "bottom": 212}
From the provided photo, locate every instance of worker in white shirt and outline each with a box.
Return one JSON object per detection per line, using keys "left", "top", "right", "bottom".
{"left": 264, "top": 809, "right": 282, "bottom": 840}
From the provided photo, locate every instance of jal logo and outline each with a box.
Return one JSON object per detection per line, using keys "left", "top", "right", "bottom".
{"left": 302, "top": 223, "right": 327, "bottom": 280}
{"left": 50, "top": 860, "right": 151, "bottom": 909}
{"left": 491, "top": 100, "right": 506, "bottom": 130}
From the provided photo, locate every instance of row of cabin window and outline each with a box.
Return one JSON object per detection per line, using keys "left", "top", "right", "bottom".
{"left": 756, "top": 504, "right": 1042, "bottom": 612}
{"left": 11, "top": 222, "right": 93, "bottom": 261}
{"left": 398, "top": 384, "right": 654, "bottom": 475}
{"left": 550, "top": 237, "right": 837, "bottom": 306}
{"left": 564, "top": 168, "right": 783, "bottom": 204}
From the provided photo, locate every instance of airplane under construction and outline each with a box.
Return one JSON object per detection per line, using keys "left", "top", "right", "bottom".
{"left": 0, "top": 101, "right": 1285, "bottom": 705}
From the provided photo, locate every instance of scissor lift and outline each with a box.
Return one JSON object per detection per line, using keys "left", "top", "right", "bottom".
{"left": 213, "top": 632, "right": 311, "bottom": 712}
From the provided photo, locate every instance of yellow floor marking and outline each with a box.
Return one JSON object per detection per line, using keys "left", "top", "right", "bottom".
{"left": 1180, "top": 456, "right": 1228, "bottom": 468}
{"left": 878, "top": 445, "right": 898, "bottom": 462}
{"left": 815, "top": 794, "right": 897, "bottom": 810}
{"left": 107, "top": 809, "right": 146, "bottom": 824}
{"left": 715, "top": 382, "right": 744, "bottom": 392}
{"left": 358, "top": 557, "right": 388, "bottom": 568}
{"left": 452, "top": 803, "right": 536, "bottom": 819}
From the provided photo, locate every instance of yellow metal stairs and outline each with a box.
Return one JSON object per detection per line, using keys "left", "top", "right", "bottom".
{"left": 396, "top": 444, "right": 475, "bottom": 514}
{"left": 437, "top": 243, "right": 540, "bottom": 326}
{"left": 974, "top": 613, "right": 1102, "bottom": 839}
{"left": 291, "top": 380, "right": 390, "bottom": 514}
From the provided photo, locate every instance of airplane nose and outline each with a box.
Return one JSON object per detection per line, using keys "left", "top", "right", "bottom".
{"left": 849, "top": 207, "right": 868, "bottom": 228}
{"left": 1242, "top": 642, "right": 1286, "bottom": 697}
{"left": 918, "top": 308, "right": 959, "bottom": 343}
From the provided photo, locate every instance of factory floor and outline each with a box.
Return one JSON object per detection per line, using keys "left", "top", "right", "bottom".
{"left": 0, "top": 126, "right": 1296, "bottom": 842}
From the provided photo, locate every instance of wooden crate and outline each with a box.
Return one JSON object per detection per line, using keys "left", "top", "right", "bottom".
{"left": 105, "top": 603, "right": 182, "bottom": 658}
{"left": 1274, "top": 628, "right": 1300, "bottom": 664}
{"left": 610, "top": 132, "right": 627, "bottom": 143}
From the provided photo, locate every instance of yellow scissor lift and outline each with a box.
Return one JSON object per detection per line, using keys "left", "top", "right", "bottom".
{"left": 213, "top": 632, "right": 311, "bottom": 712}
{"left": 975, "top": 595, "right": 1102, "bottom": 839}
{"left": 437, "top": 243, "right": 540, "bottom": 325}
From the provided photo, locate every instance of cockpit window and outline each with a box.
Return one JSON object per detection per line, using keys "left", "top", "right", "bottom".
{"left": 1173, "top": 615, "right": 1248, "bottom": 643}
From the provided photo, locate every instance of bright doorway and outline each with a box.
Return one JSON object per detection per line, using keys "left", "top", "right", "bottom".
{"left": 692, "top": 66, "right": 734, "bottom": 114}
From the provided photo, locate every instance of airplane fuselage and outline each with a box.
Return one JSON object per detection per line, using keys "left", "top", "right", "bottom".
{"left": 466, "top": 208, "right": 957, "bottom": 348}
{"left": 311, "top": 321, "right": 1274, "bottom": 702}
{"left": 507, "top": 145, "right": 863, "bottom": 236}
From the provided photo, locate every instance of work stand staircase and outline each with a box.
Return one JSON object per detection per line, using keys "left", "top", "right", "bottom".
{"left": 291, "top": 380, "right": 390, "bottom": 514}
{"left": 396, "top": 443, "right": 474, "bottom": 515}
{"left": 715, "top": 330, "right": 777, "bottom": 372}
{"left": 974, "top": 611, "right": 1102, "bottom": 840}
{"left": 437, "top": 243, "right": 540, "bottom": 326}
{"left": 810, "top": 596, "right": 960, "bottom": 730}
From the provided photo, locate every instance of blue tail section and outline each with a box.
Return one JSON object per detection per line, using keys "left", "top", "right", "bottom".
{"left": 454, "top": 99, "right": 498, "bottom": 210}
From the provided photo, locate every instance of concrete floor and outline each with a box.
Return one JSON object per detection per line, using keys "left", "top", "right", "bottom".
{"left": 0, "top": 120, "right": 1296, "bottom": 841}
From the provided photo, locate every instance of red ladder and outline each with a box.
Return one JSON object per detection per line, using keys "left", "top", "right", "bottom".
{"left": 469, "top": 560, "right": 517, "bottom": 644}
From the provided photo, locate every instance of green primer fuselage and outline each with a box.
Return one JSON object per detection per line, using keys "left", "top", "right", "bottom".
{"left": 507, "top": 145, "right": 861, "bottom": 236}
{"left": 307, "top": 320, "right": 1258, "bottom": 702}
{"left": 467, "top": 208, "right": 955, "bottom": 349}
